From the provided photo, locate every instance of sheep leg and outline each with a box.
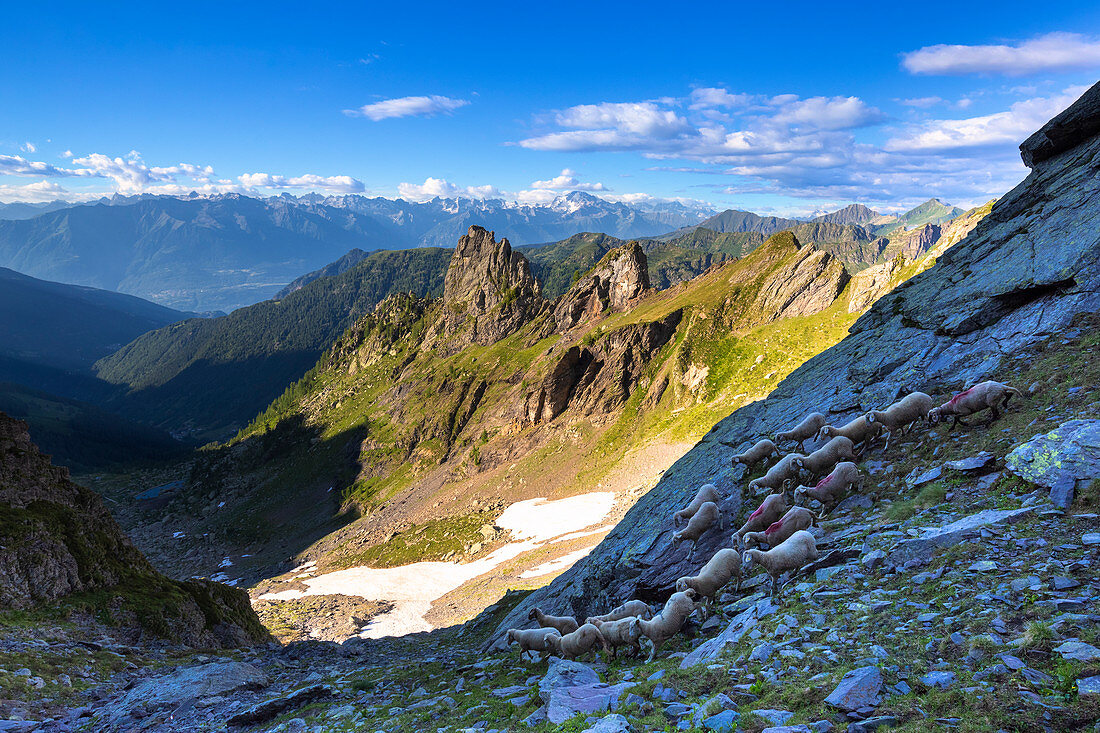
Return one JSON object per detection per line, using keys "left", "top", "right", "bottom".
{"left": 770, "top": 574, "right": 780, "bottom": 600}
{"left": 644, "top": 637, "right": 658, "bottom": 664}
{"left": 986, "top": 405, "right": 1000, "bottom": 423}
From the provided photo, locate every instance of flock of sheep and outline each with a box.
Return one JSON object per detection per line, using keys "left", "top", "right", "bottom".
{"left": 506, "top": 380, "right": 1022, "bottom": 664}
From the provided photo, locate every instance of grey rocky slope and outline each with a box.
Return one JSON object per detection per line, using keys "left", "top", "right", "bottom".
{"left": 491, "top": 81, "right": 1100, "bottom": 640}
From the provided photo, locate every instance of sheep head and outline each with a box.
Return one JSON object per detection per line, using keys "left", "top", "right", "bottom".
{"left": 527, "top": 607, "right": 539, "bottom": 620}
{"left": 927, "top": 407, "right": 943, "bottom": 424}
{"left": 506, "top": 629, "right": 516, "bottom": 644}
{"left": 674, "top": 576, "right": 690, "bottom": 593}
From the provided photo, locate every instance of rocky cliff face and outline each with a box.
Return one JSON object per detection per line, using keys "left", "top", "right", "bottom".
{"left": 524, "top": 310, "right": 682, "bottom": 425}
{"left": 442, "top": 226, "right": 546, "bottom": 346}
{"left": 490, "top": 81, "right": 1100, "bottom": 641}
{"left": 0, "top": 412, "right": 268, "bottom": 647}
{"left": 553, "top": 242, "right": 650, "bottom": 331}
{"left": 748, "top": 244, "right": 850, "bottom": 325}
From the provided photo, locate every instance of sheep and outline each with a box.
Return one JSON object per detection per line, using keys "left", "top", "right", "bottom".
{"left": 775, "top": 412, "right": 828, "bottom": 451}
{"left": 733, "top": 492, "right": 788, "bottom": 548}
{"left": 742, "top": 530, "right": 819, "bottom": 600}
{"left": 817, "top": 417, "right": 887, "bottom": 451}
{"left": 675, "top": 548, "right": 744, "bottom": 615}
{"left": 794, "top": 461, "right": 862, "bottom": 516}
{"left": 742, "top": 506, "right": 817, "bottom": 549}
{"left": 865, "top": 391, "right": 934, "bottom": 441}
{"left": 673, "top": 483, "right": 722, "bottom": 526}
{"left": 506, "top": 627, "right": 562, "bottom": 661}
{"left": 794, "top": 436, "right": 858, "bottom": 479}
{"left": 527, "top": 607, "right": 579, "bottom": 636}
{"left": 590, "top": 617, "right": 643, "bottom": 659}
{"left": 748, "top": 453, "right": 804, "bottom": 494}
{"left": 637, "top": 589, "right": 700, "bottom": 663}
{"left": 928, "top": 381, "right": 1024, "bottom": 429}
{"left": 545, "top": 623, "right": 605, "bottom": 661}
{"left": 672, "top": 501, "right": 721, "bottom": 560}
{"left": 585, "top": 599, "right": 653, "bottom": 625}
{"left": 726, "top": 438, "right": 779, "bottom": 469}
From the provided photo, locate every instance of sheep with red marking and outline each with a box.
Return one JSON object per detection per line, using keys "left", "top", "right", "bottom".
{"left": 775, "top": 412, "right": 828, "bottom": 451}
{"left": 928, "top": 381, "right": 1023, "bottom": 428}
{"left": 742, "top": 529, "right": 819, "bottom": 600}
{"left": 673, "top": 483, "right": 722, "bottom": 527}
{"left": 794, "top": 436, "right": 858, "bottom": 478}
{"left": 742, "top": 506, "right": 817, "bottom": 549}
{"left": 734, "top": 492, "right": 788, "bottom": 548}
{"left": 794, "top": 461, "right": 862, "bottom": 516}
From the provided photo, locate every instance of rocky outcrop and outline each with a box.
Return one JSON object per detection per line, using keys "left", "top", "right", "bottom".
{"left": 490, "top": 79, "right": 1100, "bottom": 642}
{"left": 0, "top": 413, "right": 268, "bottom": 647}
{"left": 554, "top": 242, "right": 650, "bottom": 331}
{"left": 443, "top": 226, "right": 545, "bottom": 345}
{"left": 1021, "top": 81, "right": 1100, "bottom": 166}
{"left": 748, "top": 246, "right": 850, "bottom": 325}
{"left": 847, "top": 258, "right": 904, "bottom": 313}
{"left": 525, "top": 310, "right": 682, "bottom": 424}
{"left": 887, "top": 223, "right": 940, "bottom": 261}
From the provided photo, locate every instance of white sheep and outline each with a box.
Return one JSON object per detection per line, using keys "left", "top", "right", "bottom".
{"left": 527, "top": 607, "right": 579, "bottom": 636}
{"left": 733, "top": 492, "right": 788, "bottom": 548}
{"left": 675, "top": 547, "right": 744, "bottom": 615}
{"left": 727, "top": 438, "right": 779, "bottom": 469}
{"left": 794, "top": 436, "right": 858, "bottom": 478}
{"left": 590, "top": 617, "right": 643, "bottom": 659}
{"left": 545, "top": 623, "right": 605, "bottom": 661}
{"left": 928, "top": 381, "right": 1023, "bottom": 429}
{"left": 585, "top": 599, "right": 653, "bottom": 625}
{"left": 742, "top": 530, "right": 819, "bottom": 600}
{"left": 672, "top": 501, "right": 721, "bottom": 559}
{"left": 748, "top": 453, "right": 804, "bottom": 494}
{"left": 794, "top": 461, "right": 862, "bottom": 516}
{"left": 817, "top": 417, "right": 887, "bottom": 451}
{"left": 673, "top": 483, "right": 723, "bottom": 527}
{"left": 742, "top": 506, "right": 816, "bottom": 549}
{"left": 775, "top": 412, "right": 828, "bottom": 451}
{"left": 506, "top": 627, "right": 562, "bottom": 661}
{"left": 637, "top": 589, "right": 700, "bottom": 663}
{"left": 865, "top": 391, "right": 934, "bottom": 441}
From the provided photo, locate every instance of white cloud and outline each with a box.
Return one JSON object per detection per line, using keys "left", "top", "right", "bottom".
{"left": 396, "top": 177, "right": 502, "bottom": 201}
{"left": 885, "top": 86, "right": 1087, "bottom": 152}
{"left": 20, "top": 142, "right": 36, "bottom": 153}
{"left": 0, "top": 154, "right": 72, "bottom": 177}
{"left": 900, "top": 96, "right": 945, "bottom": 108}
{"left": 344, "top": 95, "right": 469, "bottom": 121}
{"left": 770, "top": 96, "right": 885, "bottom": 130}
{"left": 238, "top": 172, "right": 365, "bottom": 193}
{"left": 529, "top": 168, "right": 607, "bottom": 191}
{"left": 0, "top": 180, "right": 77, "bottom": 203}
{"left": 689, "top": 87, "right": 752, "bottom": 109}
{"left": 902, "top": 32, "right": 1100, "bottom": 76}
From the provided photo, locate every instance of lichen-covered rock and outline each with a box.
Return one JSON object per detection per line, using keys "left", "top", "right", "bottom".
{"left": 0, "top": 412, "right": 269, "bottom": 648}
{"left": 554, "top": 242, "right": 650, "bottom": 331}
{"left": 1005, "top": 419, "right": 1100, "bottom": 507}
{"left": 442, "top": 225, "right": 545, "bottom": 346}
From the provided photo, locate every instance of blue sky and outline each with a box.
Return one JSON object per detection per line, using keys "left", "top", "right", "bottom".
{"left": 2, "top": 0, "right": 1099, "bottom": 215}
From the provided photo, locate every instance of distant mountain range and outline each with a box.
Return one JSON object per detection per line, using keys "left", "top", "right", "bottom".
{"left": 0, "top": 192, "right": 714, "bottom": 312}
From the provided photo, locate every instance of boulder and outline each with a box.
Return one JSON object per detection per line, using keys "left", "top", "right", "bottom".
{"left": 227, "top": 684, "right": 333, "bottom": 727}
{"left": 538, "top": 657, "right": 600, "bottom": 701}
{"left": 582, "top": 713, "right": 635, "bottom": 733}
{"left": 1021, "top": 81, "right": 1100, "bottom": 167}
{"left": 824, "top": 666, "right": 882, "bottom": 711}
{"left": 887, "top": 507, "right": 1034, "bottom": 566}
{"left": 100, "top": 662, "right": 269, "bottom": 724}
{"left": 1005, "top": 419, "right": 1100, "bottom": 508}
{"left": 681, "top": 597, "right": 776, "bottom": 668}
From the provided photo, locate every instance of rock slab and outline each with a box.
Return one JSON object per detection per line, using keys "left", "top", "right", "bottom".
{"left": 887, "top": 507, "right": 1034, "bottom": 566}
{"left": 825, "top": 666, "right": 882, "bottom": 711}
